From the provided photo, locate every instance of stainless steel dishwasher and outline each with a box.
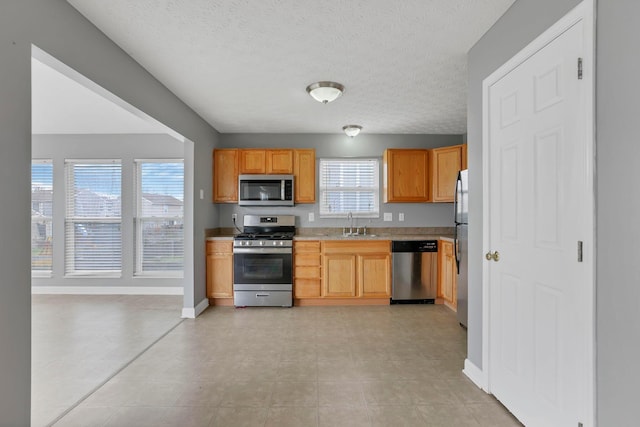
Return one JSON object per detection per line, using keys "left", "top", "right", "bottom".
{"left": 391, "top": 240, "right": 438, "bottom": 303}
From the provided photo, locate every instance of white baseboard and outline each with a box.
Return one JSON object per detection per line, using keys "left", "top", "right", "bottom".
{"left": 32, "top": 286, "right": 184, "bottom": 295}
{"left": 463, "top": 358, "right": 487, "bottom": 391}
{"left": 181, "top": 297, "right": 209, "bottom": 319}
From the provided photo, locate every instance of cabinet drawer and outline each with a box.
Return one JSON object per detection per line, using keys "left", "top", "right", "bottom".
{"left": 294, "top": 241, "right": 321, "bottom": 252}
{"left": 207, "top": 241, "right": 232, "bottom": 254}
{"left": 295, "top": 266, "right": 321, "bottom": 279}
{"left": 295, "top": 253, "right": 320, "bottom": 266}
{"left": 294, "top": 279, "right": 321, "bottom": 298}
{"left": 322, "top": 240, "right": 390, "bottom": 254}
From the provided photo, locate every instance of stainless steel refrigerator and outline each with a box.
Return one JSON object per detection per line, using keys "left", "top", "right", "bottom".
{"left": 454, "top": 169, "right": 469, "bottom": 328}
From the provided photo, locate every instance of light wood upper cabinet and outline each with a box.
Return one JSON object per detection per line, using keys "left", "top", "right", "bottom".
{"left": 213, "top": 149, "right": 239, "bottom": 203}
{"left": 437, "top": 239, "right": 457, "bottom": 310}
{"left": 266, "top": 150, "right": 294, "bottom": 174}
{"left": 431, "top": 144, "right": 464, "bottom": 202}
{"left": 239, "top": 149, "right": 294, "bottom": 174}
{"left": 294, "top": 241, "right": 321, "bottom": 298}
{"left": 239, "top": 149, "right": 267, "bottom": 174}
{"left": 293, "top": 149, "right": 316, "bottom": 203}
{"left": 206, "top": 241, "right": 233, "bottom": 299}
{"left": 383, "top": 149, "right": 430, "bottom": 202}
{"left": 461, "top": 143, "right": 468, "bottom": 170}
{"left": 321, "top": 240, "right": 391, "bottom": 299}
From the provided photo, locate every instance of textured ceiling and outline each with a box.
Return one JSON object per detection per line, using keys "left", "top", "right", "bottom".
{"left": 66, "top": 0, "right": 514, "bottom": 135}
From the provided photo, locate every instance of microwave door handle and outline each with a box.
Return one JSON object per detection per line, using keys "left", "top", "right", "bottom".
{"left": 281, "top": 180, "right": 285, "bottom": 200}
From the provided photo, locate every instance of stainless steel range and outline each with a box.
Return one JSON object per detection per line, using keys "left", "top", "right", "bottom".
{"left": 233, "top": 215, "right": 295, "bottom": 307}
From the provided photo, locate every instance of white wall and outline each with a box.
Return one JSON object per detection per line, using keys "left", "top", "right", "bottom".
{"left": 32, "top": 133, "right": 185, "bottom": 290}
{"left": 219, "top": 133, "right": 463, "bottom": 229}
{"left": 1, "top": 1, "right": 219, "bottom": 424}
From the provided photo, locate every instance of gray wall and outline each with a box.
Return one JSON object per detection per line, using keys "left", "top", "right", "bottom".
{"left": 596, "top": 1, "right": 640, "bottom": 425}
{"left": 32, "top": 133, "right": 185, "bottom": 289}
{"left": 219, "top": 133, "right": 463, "bottom": 229}
{"left": 466, "top": 0, "right": 581, "bottom": 371}
{"left": 1, "top": 1, "right": 219, "bottom": 424}
{"left": 469, "top": 0, "right": 640, "bottom": 425}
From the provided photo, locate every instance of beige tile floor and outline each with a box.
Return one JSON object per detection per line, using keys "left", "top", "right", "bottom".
{"left": 51, "top": 304, "right": 521, "bottom": 427}
{"left": 32, "top": 295, "right": 184, "bottom": 427}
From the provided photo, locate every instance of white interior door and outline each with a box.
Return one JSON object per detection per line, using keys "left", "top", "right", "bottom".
{"left": 486, "top": 14, "right": 592, "bottom": 427}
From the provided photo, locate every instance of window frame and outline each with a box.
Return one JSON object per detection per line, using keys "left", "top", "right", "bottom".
{"left": 318, "top": 157, "right": 380, "bottom": 219}
{"left": 64, "top": 159, "right": 122, "bottom": 277}
{"left": 31, "top": 159, "right": 53, "bottom": 277}
{"left": 134, "top": 159, "right": 185, "bottom": 277}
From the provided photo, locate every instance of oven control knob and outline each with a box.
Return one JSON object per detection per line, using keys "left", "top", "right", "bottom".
{"left": 259, "top": 241, "right": 264, "bottom": 246}
{"left": 272, "top": 241, "right": 277, "bottom": 246}
{"left": 279, "top": 241, "right": 284, "bottom": 246}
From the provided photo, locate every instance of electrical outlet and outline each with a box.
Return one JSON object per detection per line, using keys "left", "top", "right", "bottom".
{"left": 399, "top": 213, "right": 405, "bottom": 222}
{"left": 232, "top": 213, "right": 238, "bottom": 222}
{"left": 384, "top": 212, "right": 392, "bottom": 222}
{"left": 308, "top": 212, "right": 315, "bottom": 222}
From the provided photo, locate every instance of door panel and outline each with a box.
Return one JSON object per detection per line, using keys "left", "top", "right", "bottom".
{"left": 487, "top": 20, "right": 589, "bottom": 426}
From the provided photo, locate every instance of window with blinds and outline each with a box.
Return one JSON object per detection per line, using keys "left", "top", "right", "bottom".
{"left": 135, "top": 161, "right": 184, "bottom": 275}
{"left": 319, "top": 158, "right": 380, "bottom": 217}
{"left": 32, "top": 160, "right": 53, "bottom": 275}
{"left": 65, "top": 160, "right": 122, "bottom": 276}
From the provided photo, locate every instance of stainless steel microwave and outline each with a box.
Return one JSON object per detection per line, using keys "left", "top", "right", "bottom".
{"left": 238, "top": 174, "right": 295, "bottom": 206}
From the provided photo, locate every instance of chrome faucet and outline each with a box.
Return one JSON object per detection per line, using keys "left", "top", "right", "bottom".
{"left": 347, "top": 211, "right": 353, "bottom": 235}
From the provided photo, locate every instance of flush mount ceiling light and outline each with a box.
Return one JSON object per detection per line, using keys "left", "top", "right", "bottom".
{"left": 343, "top": 125, "right": 362, "bottom": 138}
{"left": 306, "top": 81, "right": 344, "bottom": 104}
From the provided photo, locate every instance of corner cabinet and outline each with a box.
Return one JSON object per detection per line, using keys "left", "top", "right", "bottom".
{"left": 206, "top": 241, "right": 234, "bottom": 302}
{"left": 430, "top": 144, "right": 467, "bottom": 203}
{"left": 437, "top": 239, "right": 457, "bottom": 311}
{"left": 213, "top": 149, "right": 239, "bottom": 203}
{"left": 321, "top": 241, "right": 391, "bottom": 299}
{"left": 293, "top": 149, "right": 316, "bottom": 203}
{"left": 383, "top": 149, "right": 430, "bottom": 202}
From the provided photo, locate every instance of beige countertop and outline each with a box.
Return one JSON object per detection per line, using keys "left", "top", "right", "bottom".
{"left": 206, "top": 227, "right": 454, "bottom": 242}
{"left": 206, "top": 233, "right": 453, "bottom": 242}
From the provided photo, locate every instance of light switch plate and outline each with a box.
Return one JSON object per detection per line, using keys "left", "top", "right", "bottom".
{"left": 199, "top": 189, "right": 204, "bottom": 200}
{"left": 384, "top": 212, "right": 392, "bottom": 221}
{"left": 308, "top": 212, "right": 315, "bottom": 222}
{"left": 399, "top": 213, "right": 405, "bottom": 222}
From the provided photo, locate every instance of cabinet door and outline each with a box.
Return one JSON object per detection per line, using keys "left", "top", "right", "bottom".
{"left": 293, "top": 149, "right": 316, "bottom": 203}
{"left": 213, "top": 149, "right": 239, "bottom": 202}
{"left": 266, "top": 150, "right": 294, "bottom": 174}
{"left": 431, "top": 145, "right": 463, "bottom": 202}
{"left": 461, "top": 144, "right": 468, "bottom": 170}
{"left": 240, "top": 149, "right": 266, "bottom": 174}
{"left": 438, "top": 240, "right": 456, "bottom": 307}
{"left": 322, "top": 253, "right": 357, "bottom": 297}
{"left": 206, "top": 242, "right": 233, "bottom": 298}
{"left": 358, "top": 253, "right": 391, "bottom": 297}
{"left": 383, "top": 149, "right": 429, "bottom": 202}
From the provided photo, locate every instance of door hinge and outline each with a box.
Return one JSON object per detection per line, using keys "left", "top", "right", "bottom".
{"left": 578, "top": 58, "right": 583, "bottom": 80}
{"left": 577, "top": 241, "right": 583, "bottom": 262}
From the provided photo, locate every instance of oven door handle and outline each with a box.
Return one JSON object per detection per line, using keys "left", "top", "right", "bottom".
{"left": 233, "top": 247, "right": 292, "bottom": 254}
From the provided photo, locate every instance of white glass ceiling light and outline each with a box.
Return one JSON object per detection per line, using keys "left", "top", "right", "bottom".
{"left": 343, "top": 125, "right": 362, "bottom": 138}
{"left": 306, "top": 81, "right": 344, "bottom": 104}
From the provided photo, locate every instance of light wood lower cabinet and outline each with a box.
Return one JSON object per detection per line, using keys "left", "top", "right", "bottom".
{"left": 294, "top": 241, "right": 321, "bottom": 298}
{"left": 321, "top": 240, "right": 391, "bottom": 299}
{"left": 437, "top": 239, "right": 457, "bottom": 310}
{"left": 206, "top": 241, "right": 233, "bottom": 300}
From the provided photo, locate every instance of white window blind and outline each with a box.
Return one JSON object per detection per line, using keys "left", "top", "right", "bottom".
{"left": 32, "top": 160, "right": 53, "bottom": 275}
{"left": 65, "top": 160, "right": 122, "bottom": 276}
{"left": 319, "top": 158, "right": 380, "bottom": 218}
{"left": 135, "top": 161, "right": 184, "bottom": 275}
